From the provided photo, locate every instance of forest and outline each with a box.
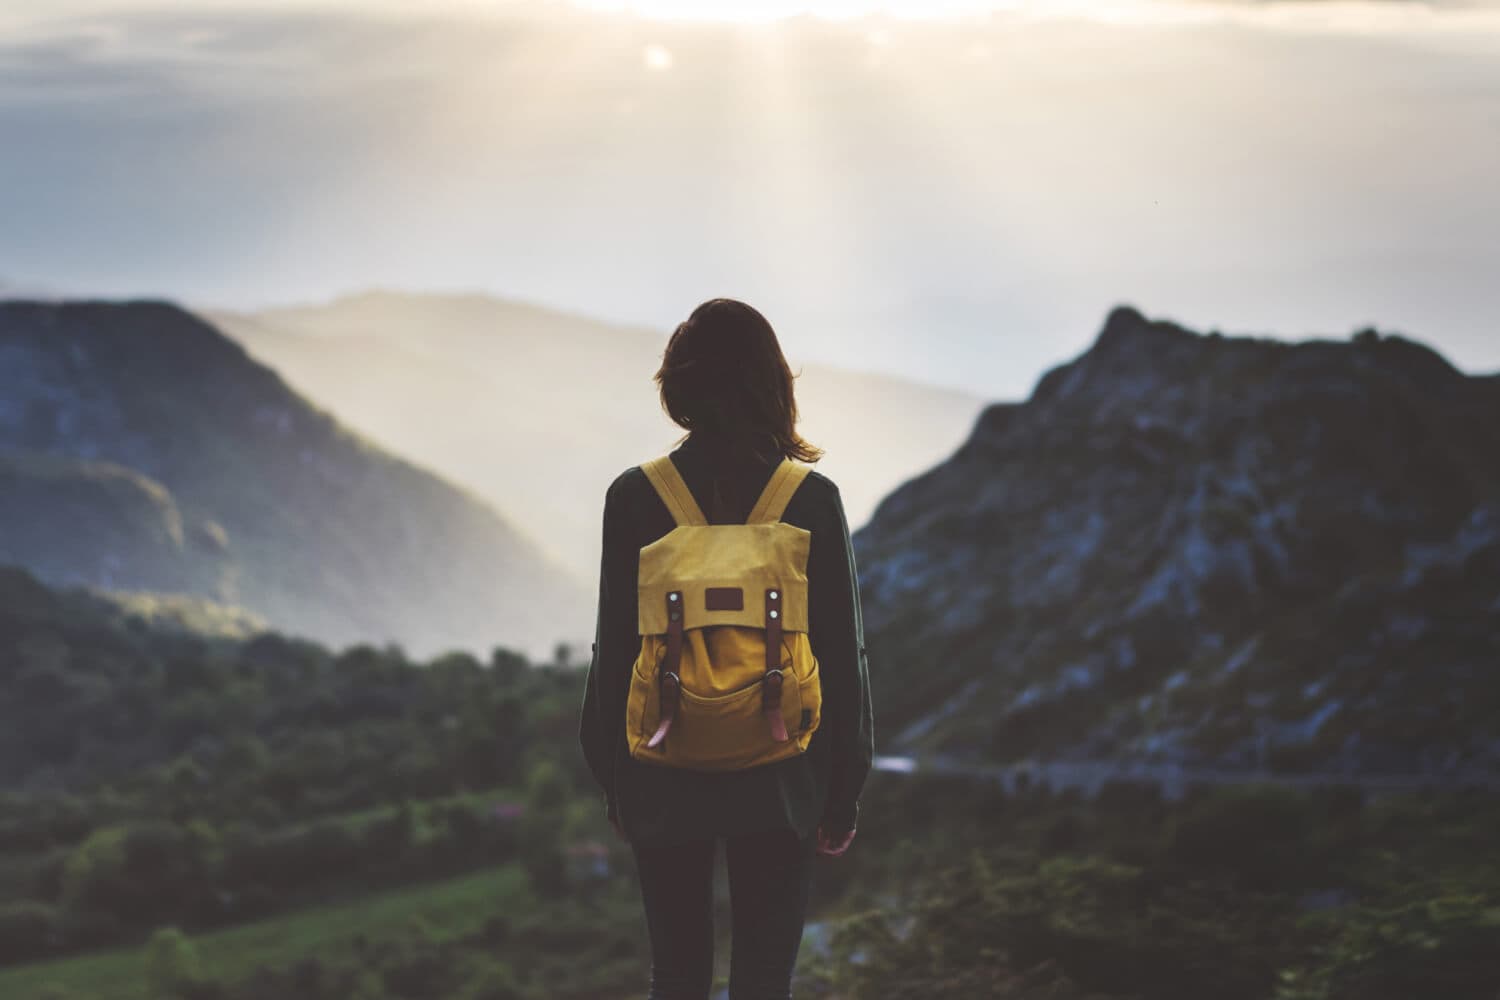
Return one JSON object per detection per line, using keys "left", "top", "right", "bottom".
{"left": 1, "top": 565, "right": 1496, "bottom": 999}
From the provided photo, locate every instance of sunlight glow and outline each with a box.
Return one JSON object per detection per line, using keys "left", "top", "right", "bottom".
{"left": 572, "top": 0, "right": 1030, "bottom": 22}
{"left": 563, "top": 1, "right": 1500, "bottom": 32}
{"left": 642, "top": 42, "right": 674, "bottom": 69}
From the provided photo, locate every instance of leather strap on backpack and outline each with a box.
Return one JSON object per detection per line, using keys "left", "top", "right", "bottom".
{"left": 646, "top": 590, "right": 684, "bottom": 749}
{"left": 763, "top": 587, "right": 789, "bottom": 742}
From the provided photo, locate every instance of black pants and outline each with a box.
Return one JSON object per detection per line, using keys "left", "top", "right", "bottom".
{"left": 631, "top": 827, "right": 816, "bottom": 1000}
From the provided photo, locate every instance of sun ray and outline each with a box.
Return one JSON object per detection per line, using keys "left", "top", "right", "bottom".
{"left": 266, "top": 8, "right": 653, "bottom": 290}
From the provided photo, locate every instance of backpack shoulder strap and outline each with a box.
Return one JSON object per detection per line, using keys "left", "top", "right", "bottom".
{"left": 641, "top": 455, "right": 708, "bottom": 527}
{"left": 746, "top": 458, "right": 812, "bottom": 525}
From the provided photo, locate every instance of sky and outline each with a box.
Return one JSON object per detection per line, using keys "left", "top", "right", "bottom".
{"left": 1, "top": 0, "right": 1498, "bottom": 399}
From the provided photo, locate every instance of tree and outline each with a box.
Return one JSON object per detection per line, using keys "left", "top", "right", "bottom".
{"left": 524, "top": 759, "right": 570, "bottom": 815}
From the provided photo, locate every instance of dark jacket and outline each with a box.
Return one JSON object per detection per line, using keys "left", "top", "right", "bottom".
{"left": 578, "top": 432, "right": 875, "bottom": 845}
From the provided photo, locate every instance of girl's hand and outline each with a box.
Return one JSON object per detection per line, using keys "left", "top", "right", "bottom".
{"left": 816, "top": 825, "right": 856, "bottom": 857}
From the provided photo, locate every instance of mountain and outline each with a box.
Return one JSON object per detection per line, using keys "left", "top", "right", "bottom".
{"left": 854, "top": 307, "right": 1500, "bottom": 774}
{"left": 205, "top": 291, "right": 987, "bottom": 578}
{"left": 0, "top": 299, "right": 584, "bottom": 658}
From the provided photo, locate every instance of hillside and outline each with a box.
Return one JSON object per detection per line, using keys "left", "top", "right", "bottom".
{"left": 206, "top": 291, "right": 986, "bottom": 577}
{"left": 0, "top": 299, "right": 585, "bottom": 657}
{"left": 854, "top": 307, "right": 1500, "bottom": 774}
{"left": 0, "top": 450, "right": 232, "bottom": 600}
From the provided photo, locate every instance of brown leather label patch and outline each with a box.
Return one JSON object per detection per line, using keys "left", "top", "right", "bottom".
{"left": 704, "top": 587, "right": 744, "bottom": 611}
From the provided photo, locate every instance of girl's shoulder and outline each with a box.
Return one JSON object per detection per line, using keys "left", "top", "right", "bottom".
{"left": 799, "top": 467, "right": 841, "bottom": 498}
{"left": 607, "top": 458, "right": 840, "bottom": 493}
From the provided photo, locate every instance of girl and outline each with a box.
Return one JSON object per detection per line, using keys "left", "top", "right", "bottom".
{"left": 580, "top": 298, "right": 875, "bottom": 1000}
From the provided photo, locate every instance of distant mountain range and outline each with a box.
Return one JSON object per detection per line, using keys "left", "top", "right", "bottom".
{"left": 206, "top": 291, "right": 987, "bottom": 578}
{"left": 8, "top": 291, "right": 1493, "bottom": 776}
{"left": 855, "top": 307, "right": 1500, "bottom": 774}
{"left": 0, "top": 299, "right": 584, "bottom": 658}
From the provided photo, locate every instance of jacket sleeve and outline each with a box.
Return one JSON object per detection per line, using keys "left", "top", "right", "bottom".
{"left": 579, "top": 472, "right": 638, "bottom": 820}
{"left": 808, "top": 481, "right": 875, "bottom": 836}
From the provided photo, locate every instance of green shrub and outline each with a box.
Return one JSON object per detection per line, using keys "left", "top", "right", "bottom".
{"left": 461, "top": 961, "right": 523, "bottom": 1000}
{"left": 0, "top": 900, "right": 61, "bottom": 963}
{"left": 1280, "top": 889, "right": 1500, "bottom": 1000}
{"left": 144, "top": 927, "right": 205, "bottom": 999}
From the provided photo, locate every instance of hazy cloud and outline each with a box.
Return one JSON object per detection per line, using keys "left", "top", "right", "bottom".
{"left": 2, "top": 0, "right": 1498, "bottom": 395}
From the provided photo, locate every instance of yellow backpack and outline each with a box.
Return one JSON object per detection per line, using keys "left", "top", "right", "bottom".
{"left": 625, "top": 454, "right": 823, "bottom": 771}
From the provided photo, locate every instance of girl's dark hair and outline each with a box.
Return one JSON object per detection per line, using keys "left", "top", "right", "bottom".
{"left": 655, "top": 298, "right": 823, "bottom": 465}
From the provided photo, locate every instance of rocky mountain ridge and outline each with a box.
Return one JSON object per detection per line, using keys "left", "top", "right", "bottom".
{"left": 854, "top": 307, "right": 1500, "bottom": 773}
{"left": 0, "top": 299, "right": 585, "bottom": 658}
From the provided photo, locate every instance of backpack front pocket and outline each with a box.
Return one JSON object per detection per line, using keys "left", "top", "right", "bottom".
{"left": 625, "top": 639, "right": 664, "bottom": 752}
{"left": 668, "top": 677, "right": 796, "bottom": 770}
{"left": 626, "top": 632, "right": 815, "bottom": 770}
{"left": 793, "top": 654, "right": 821, "bottom": 749}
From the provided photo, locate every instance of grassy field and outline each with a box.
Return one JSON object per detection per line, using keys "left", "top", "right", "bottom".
{"left": 0, "top": 865, "right": 528, "bottom": 1000}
